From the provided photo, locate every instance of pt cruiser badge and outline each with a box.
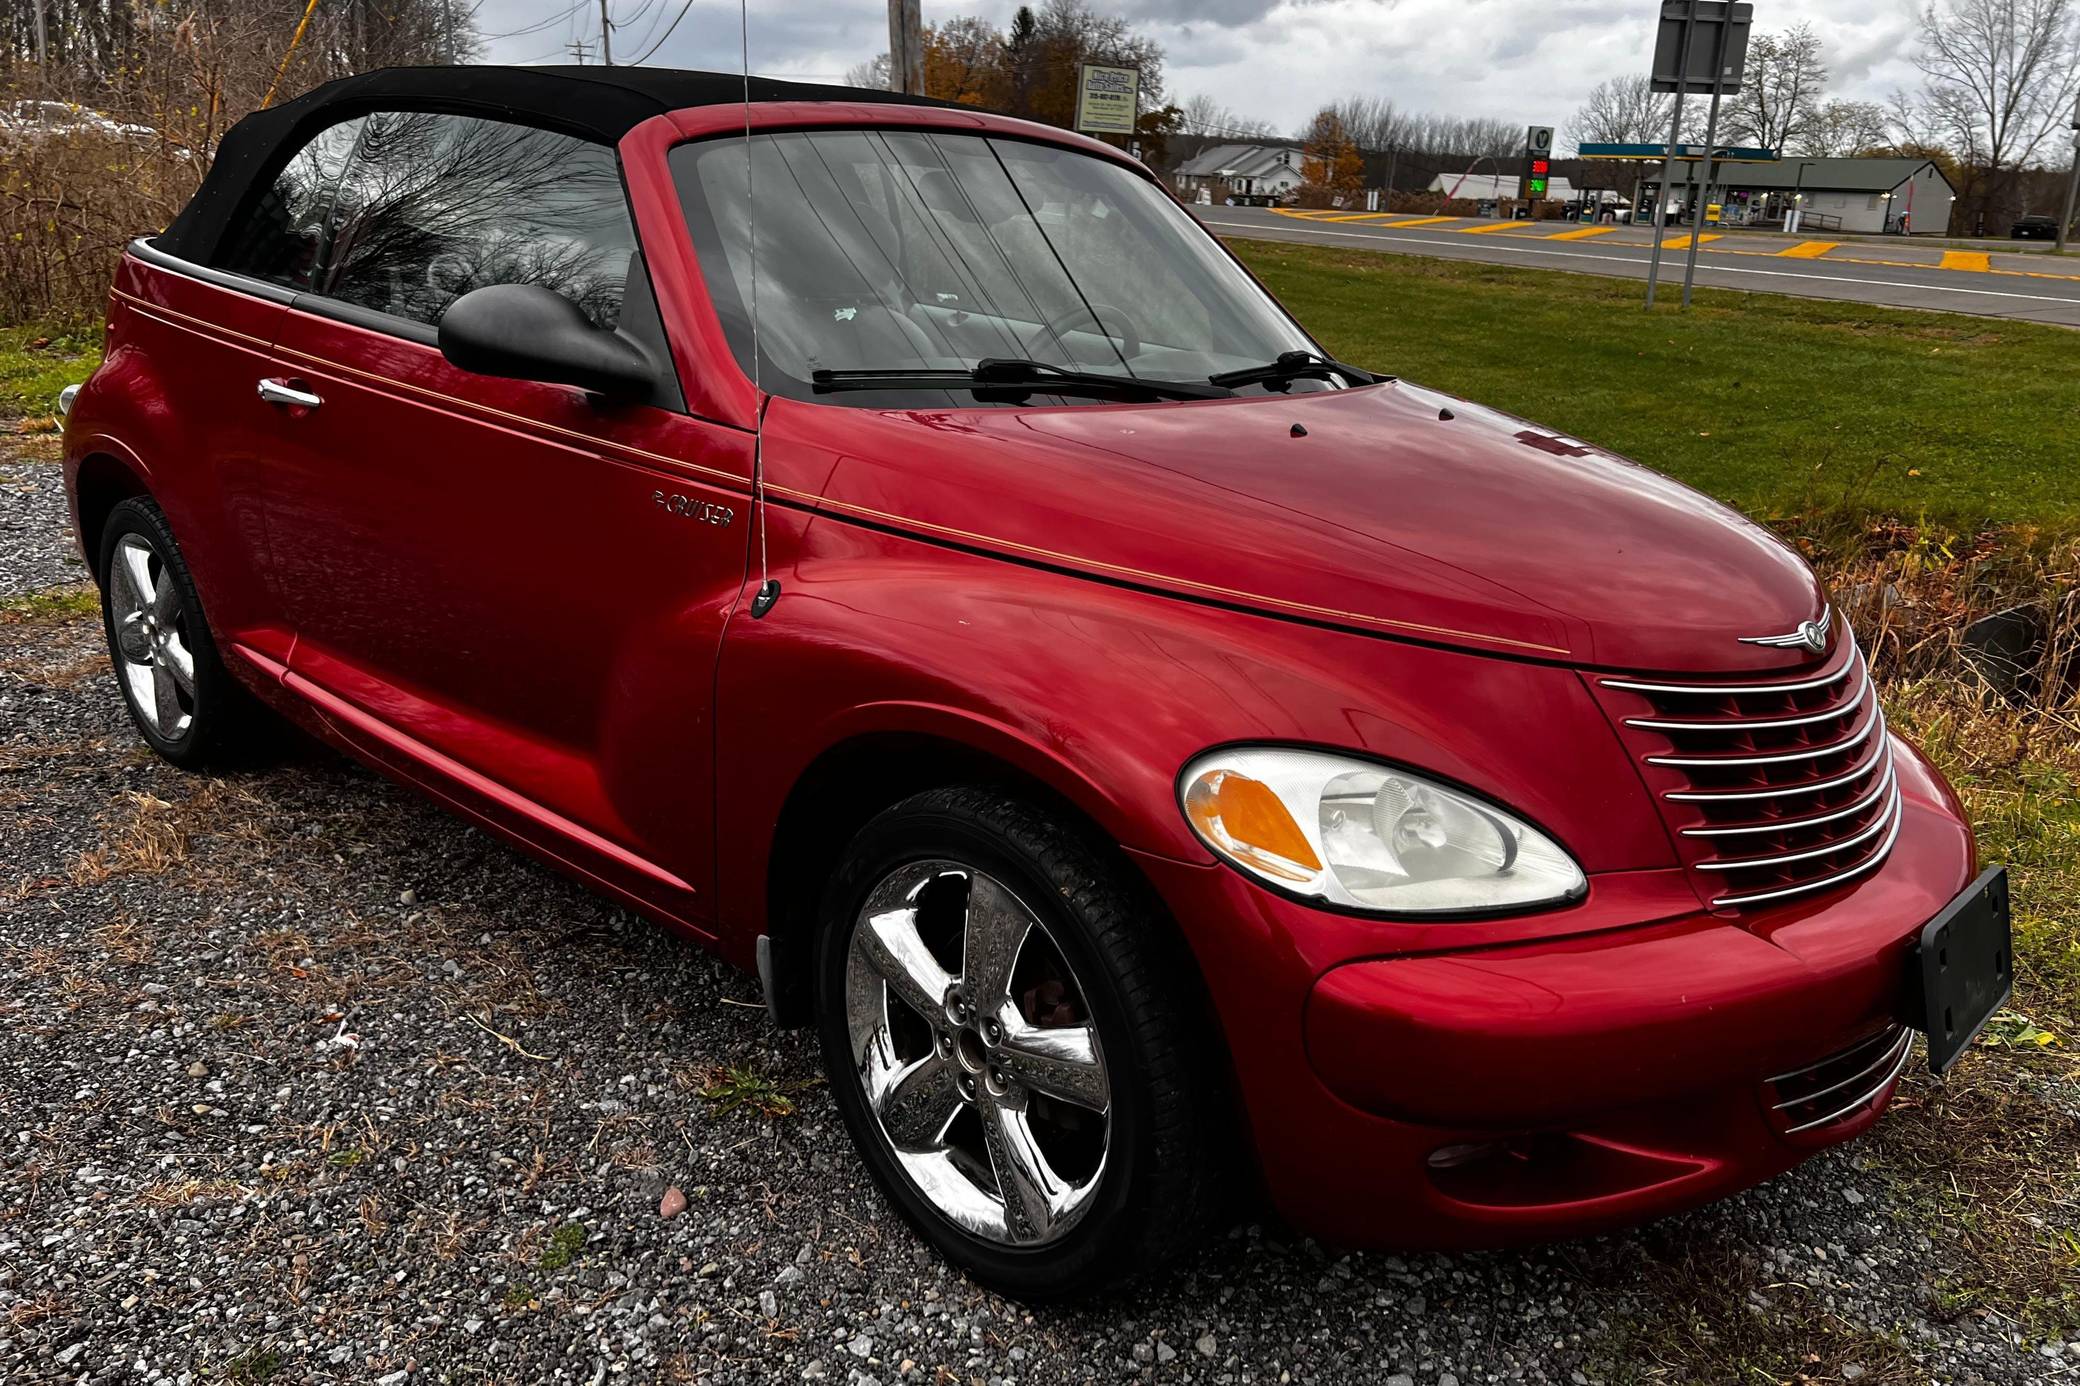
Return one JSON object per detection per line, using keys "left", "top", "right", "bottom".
{"left": 1740, "top": 605, "right": 1833, "bottom": 653}
{"left": 653, "top": 490, "right": 735, "bottom": 527}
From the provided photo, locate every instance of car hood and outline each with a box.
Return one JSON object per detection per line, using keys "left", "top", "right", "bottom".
{"left": 764, "top": 381, "right": 1827, "bottom": 672}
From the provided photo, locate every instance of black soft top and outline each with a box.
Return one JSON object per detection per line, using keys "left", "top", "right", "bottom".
{"left": 158, "top": 64, "right": 954, "bottom": 264}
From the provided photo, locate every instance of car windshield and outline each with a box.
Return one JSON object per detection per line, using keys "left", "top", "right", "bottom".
{"left": 671, "top": 129, "right": 1325, "bottom": 406}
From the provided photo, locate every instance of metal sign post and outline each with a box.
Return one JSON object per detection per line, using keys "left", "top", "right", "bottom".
{"left": 1643, "top": 0, "right": 1698, "bottom": 308}
{"left": 1645, "top": 0, "right": 1753, "bottom": 309}
{"left": 2059, "top": 95, "right": 2080, "bottom": 254}
{"left": 1680, "top": 28, "right": 1733, "bottom": 307}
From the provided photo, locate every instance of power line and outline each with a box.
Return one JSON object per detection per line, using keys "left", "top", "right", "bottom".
{"left": 627, "top": 0, "right": 695, "bottom": 64}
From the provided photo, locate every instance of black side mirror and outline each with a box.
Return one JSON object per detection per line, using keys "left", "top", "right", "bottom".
{"left": 438, "top": 283, "right": 656, "bottom": 399}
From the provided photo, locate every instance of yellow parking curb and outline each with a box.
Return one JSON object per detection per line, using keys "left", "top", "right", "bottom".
{"left": 1777, "top": 241, "right": 1838, "bottom": 258}
{"left": 1940, "top": 251, "right": 1991, "bottom": 272}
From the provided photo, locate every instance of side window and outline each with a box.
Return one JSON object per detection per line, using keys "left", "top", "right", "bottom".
{"left": 215, "top": 117, "right": 366, "bottom": 290}
{"left": 318, "top": 111, "right": 636, "bottom": 330}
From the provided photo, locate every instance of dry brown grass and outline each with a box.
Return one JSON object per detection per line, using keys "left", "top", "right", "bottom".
{"left": 135, "top": 1176, "right": 253, "bottom": 1209}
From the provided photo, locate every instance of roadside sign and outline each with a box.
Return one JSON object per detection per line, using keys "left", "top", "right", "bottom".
{"left": 1651, "top": 1, "right": 1752, "bottom": 94}
{"left": 1075, "top": 64, "right": 1139, "bottom": 136}
{"left": 1520, "top": 126, "right": 1555, "bottom": 204}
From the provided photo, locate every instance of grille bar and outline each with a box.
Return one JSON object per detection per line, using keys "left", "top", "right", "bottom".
{"left": 1771, "top": 1026, "right": 1912, "bottom": 1109}
{"left": 1646, "top": 691, "right": 1879, "bottom": 767}
{"left": 1663, "top": 736, "right": 1888, "bottom": 802}
{"left": 1593, "top": 620, "right": 1905, "bottom": 912}
{"left": 1696, "top": 781, "right": 1900, "bottom": 870}
{"left": 1681, "top": 766, "right": 1897, "bottom": 837}
{"left": 1708, "top": 808, "right": 1902, "bottom": 908}
{"left": 1600, "top": 658, "right": 1856, "bottom": 697}
{"left": 1625, "top": 665, "right": 1868, "bottom": 732}
{"left": 1781, "top": 1031, "right": 1913, "bottom": 1134}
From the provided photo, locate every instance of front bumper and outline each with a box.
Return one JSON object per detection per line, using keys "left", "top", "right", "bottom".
{"left": 1133, "top": 734, "right": 1977, "bottom": 1249}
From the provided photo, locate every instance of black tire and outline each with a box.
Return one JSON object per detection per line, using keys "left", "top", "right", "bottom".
{"left": 96, "top": 496, "right": 264, "bottom": 769}
{"left": 814, "top": 785, "right": 1223, "bottom": 1299}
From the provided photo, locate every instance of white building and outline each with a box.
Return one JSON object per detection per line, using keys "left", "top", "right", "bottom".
{"left": 1649, "top": 157, "right": 1957, "bottom": 234}
{"left": 1172, "top": 143, "right": 1304, "bottom": 204}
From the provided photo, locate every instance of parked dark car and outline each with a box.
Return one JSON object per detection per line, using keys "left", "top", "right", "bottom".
{"left": 2011, "top": 214, "right": 2060, "bottom": 239}
{"left": 58, "top": 65, "right": 2010, "bottom": 1299}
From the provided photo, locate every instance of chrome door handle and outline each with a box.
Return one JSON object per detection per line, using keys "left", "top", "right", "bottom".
{"left": 257, "top": 378, "right": 323, "bottom": 409}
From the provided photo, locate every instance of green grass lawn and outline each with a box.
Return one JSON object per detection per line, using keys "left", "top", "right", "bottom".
{"left": 0, "top": 322, "right": 100, "bottom": 420}
{"left": 1230, "top": 239, "right": 2080, "bottom": 535}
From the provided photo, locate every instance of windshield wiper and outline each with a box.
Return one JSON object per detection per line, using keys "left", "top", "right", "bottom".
{"left": 811, "top": 358, "right": 1233, "bottom": 402}
{"left": 1207, "top": 350, "right": 1379, "bottom": 390}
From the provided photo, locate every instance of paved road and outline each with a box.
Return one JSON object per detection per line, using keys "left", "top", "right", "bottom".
{"left": 1200, "top": 204, "right": 2080, "bottom": 327}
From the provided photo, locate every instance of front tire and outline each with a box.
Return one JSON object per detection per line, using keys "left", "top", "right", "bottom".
{"left": 97, "top": 496, "right": 261, "bottom": 769}
{"left": 815, "top": 786, "right": 1222, "bottom": 1299}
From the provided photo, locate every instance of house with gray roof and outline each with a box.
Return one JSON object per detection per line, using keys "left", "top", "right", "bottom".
{"left": 1171, "top": 142, "right": 1304, "bottom": 205}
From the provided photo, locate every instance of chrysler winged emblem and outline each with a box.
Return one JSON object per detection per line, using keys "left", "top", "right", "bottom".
{"left": 1740, "top": 605, "right": 1832, "bottom": 654}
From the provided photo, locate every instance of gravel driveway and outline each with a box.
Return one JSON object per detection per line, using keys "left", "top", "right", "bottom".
{"left": 1, "top": 440, "right": 2068, "bottom": 1386}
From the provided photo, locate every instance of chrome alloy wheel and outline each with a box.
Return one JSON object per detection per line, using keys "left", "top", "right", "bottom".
{"left": 844, "top": 860, "right": 1112, "bottom": 1247}
{"left": 108, "top": 533, "right": 196, "bottom": 739}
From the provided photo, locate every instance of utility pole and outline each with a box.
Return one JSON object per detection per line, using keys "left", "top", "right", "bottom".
{"left": 888, "top": 0, "right": 924, "bottom": 95}
{"left": 2059, "top": 94, "right": 2080, "bottom": 254}
{"left": 599, "top": 0, "right": 613, "bottom": 64}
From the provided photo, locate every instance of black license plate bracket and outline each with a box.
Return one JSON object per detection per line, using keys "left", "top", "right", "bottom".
{"left": 1915, "top": 865, "right": 2013, "bottom": 1074}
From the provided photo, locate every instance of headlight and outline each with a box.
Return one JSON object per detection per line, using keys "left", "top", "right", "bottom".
{"left": 1179, "top": 747, "right": 1586, "bottom": 914}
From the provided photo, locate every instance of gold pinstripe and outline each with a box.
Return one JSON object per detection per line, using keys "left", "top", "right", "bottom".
{"left": 115, "top": 290, "right": 1568, "bottom": 657}
{"left": 764, "top": 484, "right": 1571, "bottom": 655}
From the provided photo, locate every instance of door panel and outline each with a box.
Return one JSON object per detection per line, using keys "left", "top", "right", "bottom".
{"left": 262, "top": 309, "right": 751, "bottom": 922}
{"left": 105, "top": 261, "right": 293, "bottom": 666}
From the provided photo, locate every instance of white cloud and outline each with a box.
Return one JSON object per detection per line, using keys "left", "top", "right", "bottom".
{"left": 477, "top": 0, "right": 1926, "bottom": 137}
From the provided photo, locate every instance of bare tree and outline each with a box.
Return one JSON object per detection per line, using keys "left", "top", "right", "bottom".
{"left": 1913, "top": 0, "right": 2080, "bottom": 172}
{"left": 1797, "top": 99, "right": 1892, "bottom": 156}
{"left": 1726, "top": 23, "right": 1828, "bottom": 152}
{"left": 845, "top": 54, "right": 892, "bottom": 90}
{"left": 1177, "top": 92, "right": 1275, "bottom": 139}
{"left": 1565, "top": 74, "right": 1673, "bottom": 152}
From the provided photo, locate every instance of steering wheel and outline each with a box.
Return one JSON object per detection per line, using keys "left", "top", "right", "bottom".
{"left": 1027, "top": 301, "right": 1142, "bottom": 364}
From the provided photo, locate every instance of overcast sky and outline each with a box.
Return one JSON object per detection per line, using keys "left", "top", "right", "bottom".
{"left": 476, "top": 0, "right": 1925, "bottom": 136}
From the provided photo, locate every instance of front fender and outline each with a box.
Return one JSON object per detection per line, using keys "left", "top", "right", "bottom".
{"left": 712, "top": 505, "right": 1672, "bottom": 965}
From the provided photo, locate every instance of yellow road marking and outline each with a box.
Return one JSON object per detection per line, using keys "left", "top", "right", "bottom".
{"left": 1544, "top": 226, "right": 1619, "bottom": 240}
{"left": 1457, "top": 220, "right": 1532, "bottom": 234}
{"left": 1940, "top": 250, "right": 1991, "bottom": 272}
{"left": 1660, "top": 233, "right": 1722, "bottom": 250}
{"left": 1320, "top": 212, "right": 1403, "bottom": 222}
{"left": 1776, "top": 240, "right": 1838, "bottom": 258}
{"left": 1369, "top": 215, "right": 1460, "bottom": 228}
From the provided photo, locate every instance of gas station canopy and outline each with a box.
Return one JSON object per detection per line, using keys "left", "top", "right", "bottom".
{"left": 1578, "top": 142, "right": 1778, "bottom": 162}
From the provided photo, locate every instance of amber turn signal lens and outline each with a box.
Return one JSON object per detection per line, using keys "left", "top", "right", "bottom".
{"left": 1184, "top": 770, "right": 1322, "bottom": 882}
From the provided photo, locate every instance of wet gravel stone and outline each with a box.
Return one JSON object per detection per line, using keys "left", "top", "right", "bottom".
{"left": 1, "top": 452, "right": 2067, "bottom": 1384}
{"left": 0, "top": 456, "right": 85, "bottom": 597}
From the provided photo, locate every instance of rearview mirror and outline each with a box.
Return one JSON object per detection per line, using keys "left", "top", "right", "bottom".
{"left": 438, "top": 283, "right": 656, "bottom": 399}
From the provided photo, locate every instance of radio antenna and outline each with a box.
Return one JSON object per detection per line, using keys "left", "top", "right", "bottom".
{"left": 743, "top": 0, "right": 780, "bottom": 619}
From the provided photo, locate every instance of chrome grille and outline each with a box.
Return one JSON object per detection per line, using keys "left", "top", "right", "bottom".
{"left": 1765, "top": 1024, "right": 1912, "bottom": 1134}
{"left": 1596, "top": 626, "right": 1901, "bottom": 910}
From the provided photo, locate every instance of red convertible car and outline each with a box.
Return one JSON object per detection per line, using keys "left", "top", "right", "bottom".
{"left": 59, "top": 66, "right": 2009, "bottom": 1299}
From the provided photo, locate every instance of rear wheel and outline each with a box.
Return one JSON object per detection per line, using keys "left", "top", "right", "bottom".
{"left": 815, "top": 786, "right": 1222, "bottom": 1299}
{"left": 97, "top": 497, "right": 262, "bottom": 769}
